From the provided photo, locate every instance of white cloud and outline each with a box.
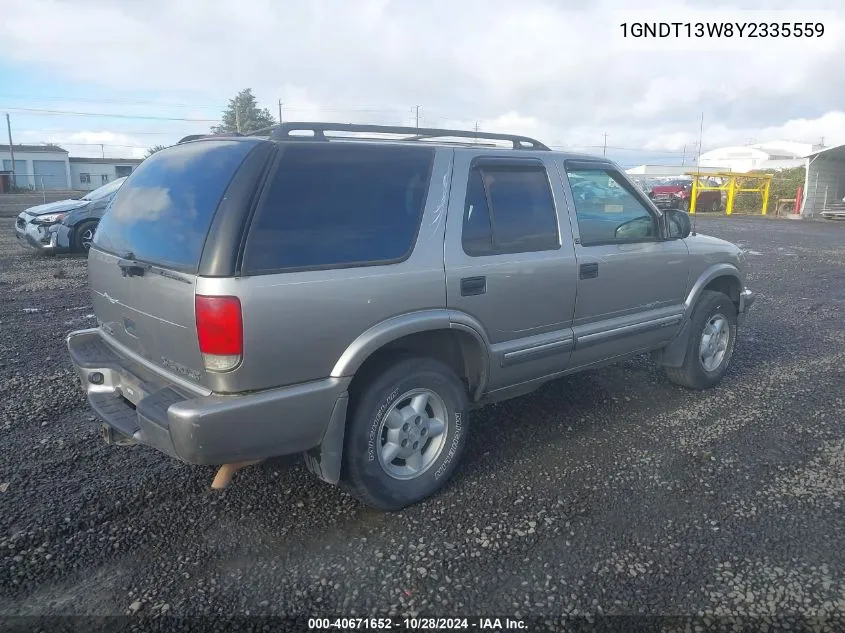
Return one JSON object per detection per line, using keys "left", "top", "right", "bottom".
{"left": 1, "top": 0, "right": 844, "bottom": 162}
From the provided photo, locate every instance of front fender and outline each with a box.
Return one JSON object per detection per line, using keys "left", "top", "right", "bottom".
{"left": 683, "top": 263, "right": 742, "bottom": 316}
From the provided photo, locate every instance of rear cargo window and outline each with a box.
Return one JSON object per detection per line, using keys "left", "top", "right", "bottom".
{"left": 242, "top": 143, "right": 434, "bottom": 274}
{"left": 92, "top": 140, "right": 257, "bottom": 272}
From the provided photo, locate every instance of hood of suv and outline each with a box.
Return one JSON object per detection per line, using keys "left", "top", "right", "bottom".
{"left": 25, "top": 199, "right": 90, "bottom": 216}
{"left": 686, "top": 232, "right": 745, "bottom": 269}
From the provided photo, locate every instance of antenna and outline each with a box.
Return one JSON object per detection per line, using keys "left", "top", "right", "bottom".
{"left": 692, "top": 112, "right": 704, "bottom": 236}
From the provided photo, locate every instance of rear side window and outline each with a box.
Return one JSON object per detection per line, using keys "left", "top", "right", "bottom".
{"left": 93, "top": 140, "right": 257, "bottom": 272}
{"left": 462, "top": 163, "right": 559, "bottom": 256}
{"left": 242, "top": 143, "right": 434, "bottom": 274}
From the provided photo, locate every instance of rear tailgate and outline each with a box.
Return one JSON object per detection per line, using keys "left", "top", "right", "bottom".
{"left": 88, "top": 249, "right": 205, "bottom": 384}
{"left": 87, "top": 138, "right": 263, "bottom": 390}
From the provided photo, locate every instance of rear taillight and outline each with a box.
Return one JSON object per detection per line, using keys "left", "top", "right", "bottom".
{"left": 195, "top": 295, "right": 243, "bottom": 372}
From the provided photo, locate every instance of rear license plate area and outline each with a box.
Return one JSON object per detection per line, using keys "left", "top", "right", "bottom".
{"left": 117, "top": 371, "right": 146, "bottom": 407}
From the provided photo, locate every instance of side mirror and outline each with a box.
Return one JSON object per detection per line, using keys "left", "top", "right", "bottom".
{"left": 665, "top": 209, "right": 691, "bottom": 239}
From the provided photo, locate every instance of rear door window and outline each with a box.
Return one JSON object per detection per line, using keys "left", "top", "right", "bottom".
{"left": 461, "top": 162, "right": 559, "bottom": 256}
{"left": 93, "top": 139, "right": 258, "bottom": 272}
{"left": 242, "top": 143, "right": 434, "bottom": 274}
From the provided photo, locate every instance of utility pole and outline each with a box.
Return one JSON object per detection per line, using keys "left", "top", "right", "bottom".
{"left": 278, "top": 100, "right": 283, "bottom": 124}
{"left": 5, "top": 113, "right": 15, "bottom": 188}
{"left": 100, "top": 144, "right": 105, "bottom": 159}
{"left": 602, "top": 133, "right": 608, "bottom": 157}
{"left": 415, "top": 105, "right": 421, "bottom": 129}
{"left": 235, "top": 102, "right": 242, "bottom": 134}
{"left": 696, "top": 113, "right": 704, "bottom": 169}
{"left": 681, "top": 144, "right": 687, "bottom": 166}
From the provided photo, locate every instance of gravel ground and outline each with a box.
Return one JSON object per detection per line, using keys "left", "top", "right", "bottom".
{"left": 1, "top": 216, "right": 844, "bottom": 630}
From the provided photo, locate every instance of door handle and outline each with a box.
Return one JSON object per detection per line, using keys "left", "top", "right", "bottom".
{"left": 579, "top": 263, "right": 599, "bottom": 279}
{"left": 460, "top": 276, "right": 487, "bottom": 296}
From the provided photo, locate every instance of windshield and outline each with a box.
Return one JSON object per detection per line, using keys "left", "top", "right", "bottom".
{"left": 82, "top": 177, "right": 127, "bottom": 201}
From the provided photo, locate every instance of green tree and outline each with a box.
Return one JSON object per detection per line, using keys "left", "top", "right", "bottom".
{"left": 145, "top": 144, "right": 168, "bottom": 158}
{"left": 211, "top": 88, "right": 276, "bottom": 135}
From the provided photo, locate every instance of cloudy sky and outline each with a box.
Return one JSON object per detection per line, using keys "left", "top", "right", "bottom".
{"left": 1, "top": 0, "right": 843, "bottom": 165}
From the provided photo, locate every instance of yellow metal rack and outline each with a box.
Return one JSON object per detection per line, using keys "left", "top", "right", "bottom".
{"left": 687, "top": 172, "right": 773, "bottom": 215}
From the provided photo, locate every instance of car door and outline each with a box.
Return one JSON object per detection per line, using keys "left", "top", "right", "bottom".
{"left": 557, "top": 159, "right": 690, "bottom": 368}
{"left": 445, "top": 151, "right": 578, "bottom": 392}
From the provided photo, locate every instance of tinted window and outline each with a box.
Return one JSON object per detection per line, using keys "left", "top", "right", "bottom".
{"left": 566, "top": 166, "right": 658, "bottom": 245}
{"left": 242, "top": 144, "right": 433, "bottom": 273}
{"left": 462, "top": 164, "right": 559, "bottom": 256}
{"left": 462, "top": 169, "right": 494, "bottom": 256}
{"left": 93, "top": 140, "right": 256, "bottom": 271}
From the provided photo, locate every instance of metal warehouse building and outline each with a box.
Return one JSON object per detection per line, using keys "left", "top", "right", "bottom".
{"left": 1, "top": 144, "right": 142, "bottom": 191}
{"left": 0, "top": 144, "right": 71, "bottom": 190}
{"left": 802, "top": 144, "right": 845, "bottom": 219}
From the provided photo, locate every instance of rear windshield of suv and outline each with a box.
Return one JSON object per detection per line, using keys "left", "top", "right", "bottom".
{"left": 242, "top": 143, "right": 434, "bottom": 274}
{"left": 92, "top": 139, "right": 257, "bottom": 272}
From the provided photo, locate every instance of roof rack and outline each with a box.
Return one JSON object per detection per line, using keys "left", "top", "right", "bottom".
{"left": 249, "top": 122, "right": 549, "bottom": 150}
{"left": 177, "top": 132, "right": 244, "bottom": 144}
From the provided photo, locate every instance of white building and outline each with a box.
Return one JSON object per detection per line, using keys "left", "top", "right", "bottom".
{"left": 626, "top": 165, "right": 726, "bottom": 177}
{"left": 0, "top": 144, "right": 71, "bottom": 189}
{"left": 69, "top": 157, "right": 143, "bottom": 191}
{"left": 0, "top": 144, "right": 143, "bottom": 191}
{"left": 697, "top": 141, "right": 817, "bottom": 173}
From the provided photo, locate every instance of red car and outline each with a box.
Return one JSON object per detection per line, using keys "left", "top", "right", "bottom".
{"left": 649, "top": 178, "right": 723, "bottom": 213}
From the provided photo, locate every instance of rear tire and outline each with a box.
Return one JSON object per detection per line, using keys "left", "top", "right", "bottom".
{"left": 665, "top": 290, "right": 737, "bottom": 390}
{"left": 343, "top": 356, "right": 469, "bottom": 511}
{"left": 710, "top": 199, "right": 722, "bottom": 213}
{"left": 73, "top": 220, "right": 98, "bottom": 253}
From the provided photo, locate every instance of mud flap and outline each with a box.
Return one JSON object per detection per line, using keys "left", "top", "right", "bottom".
{"left": 652, "top": 318, "right": 691, "bottom": 368}
{"left": 303, "top": 394, "right": 349, "bottom": 485}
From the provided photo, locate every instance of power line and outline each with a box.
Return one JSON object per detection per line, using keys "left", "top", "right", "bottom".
{"left": 21, "top": 129, "right": 182, "bottom": 136}
{"left": 47, "top": 142, "right": 147, "bottom": 148}
{"left": 0, "top": 93, "right": 224, "bottom": 109}
{"left": 0, "top": 94, "right": 413, "bottom": 115}
{"left": 550, "top": 144, "right": 690, "bottom": 154}
{"left": 1, "top": 106, "right": 218, "bottom": 122}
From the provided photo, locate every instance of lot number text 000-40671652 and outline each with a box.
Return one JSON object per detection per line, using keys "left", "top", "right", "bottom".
{"left": 307, "top": 617, "right": 527, "bottom": 630}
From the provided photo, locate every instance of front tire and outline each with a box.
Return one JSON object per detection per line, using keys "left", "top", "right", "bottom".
{"left": 343, "top": 356, "right": 469, "bottom": 511}
{"left": 73, "top": 220, "right": 98, "bottom": 253}
{"left": 665, "top": 290, "right": 737, "bottom": 390}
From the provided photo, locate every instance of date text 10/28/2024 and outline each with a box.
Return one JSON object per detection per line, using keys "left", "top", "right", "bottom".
{"left": 308, "top": 617, "right": 526, "bottom": 631}
{"left": 619, "top": 21, "right": 824, "bottom": 38}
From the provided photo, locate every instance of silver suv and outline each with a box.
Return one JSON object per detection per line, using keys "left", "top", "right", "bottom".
{"left": 67, "top": 123, "right": 755, "bottom": 510}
